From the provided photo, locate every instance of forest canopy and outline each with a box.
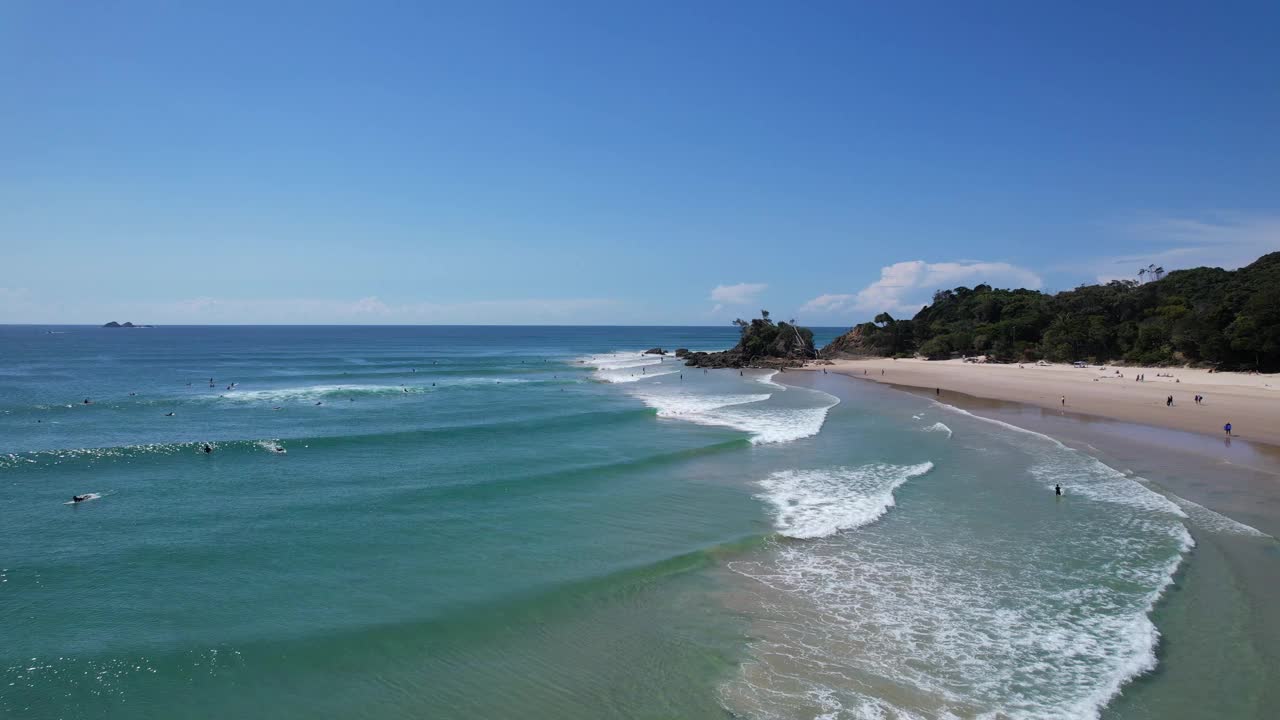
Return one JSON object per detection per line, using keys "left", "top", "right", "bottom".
{"left": 823, "top": 252, "right": 1280, "bottom": 370}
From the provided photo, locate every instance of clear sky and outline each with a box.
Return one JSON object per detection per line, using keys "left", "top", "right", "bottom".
{"left": 2, "top": 1, "right": 1278, "bottom": 325}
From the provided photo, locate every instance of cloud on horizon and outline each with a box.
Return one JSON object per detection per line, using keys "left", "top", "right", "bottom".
{"left": 709, "top": 282, "right": 767, "bottom": 305}
{"left": 801, "top": 260, "right": 1043, "bottom": 318}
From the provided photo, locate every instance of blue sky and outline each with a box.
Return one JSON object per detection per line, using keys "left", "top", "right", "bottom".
{"left": 2, "top": 1, "right": 1277, "bottom": 325}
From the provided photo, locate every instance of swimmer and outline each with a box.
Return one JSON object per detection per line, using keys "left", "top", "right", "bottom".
{"left": 82, "top": 398, "right": 92, "bottom": 405}
{"left": 273, "top": 406, "right": 282, "bottom": 411}
{"left": 164, "top": 412, "right": 175, "bottom": 417}
{"left": 202, "top": 443, "right": 213, "bottom": 454}
{"left": 315, "top": 401, "right": 323, "bottom": 406}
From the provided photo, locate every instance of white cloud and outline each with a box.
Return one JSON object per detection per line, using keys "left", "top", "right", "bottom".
{"left": 709, "top": 282, "right": 767, "bottom": 305}
{"left": 799, "top": 293, "right": 857, "bottom": 314}
{"left": 801, "top": 260, "right": 1042, "bottom": 319}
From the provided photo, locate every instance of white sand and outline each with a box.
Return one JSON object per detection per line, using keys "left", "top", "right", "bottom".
{"left": 811, "top": 358, "right": 1280, "bottom": 447}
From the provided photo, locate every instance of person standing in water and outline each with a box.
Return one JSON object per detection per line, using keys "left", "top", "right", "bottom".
{"left": 1055, "top": 484, "right": 1062, "bottom": 496}
{"left": 1224, "top": 422, "right": 1232, "bottom": 437}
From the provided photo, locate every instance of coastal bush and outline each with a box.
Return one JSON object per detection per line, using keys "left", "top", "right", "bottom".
{"left": 822, "top": 252, "right": 1280, "bottom": 370}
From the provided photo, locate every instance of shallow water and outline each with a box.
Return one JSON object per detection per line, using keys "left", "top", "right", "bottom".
{"left": 1, "top": 326, "right": 1272, "bottom": 718}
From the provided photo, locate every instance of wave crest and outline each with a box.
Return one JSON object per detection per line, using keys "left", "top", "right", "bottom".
{"left": 759, "top": 462, "right": 934, "bottom": 539}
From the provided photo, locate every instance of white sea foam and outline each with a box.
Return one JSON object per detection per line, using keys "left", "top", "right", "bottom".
{"left": 922, "top": 422, "right": 952, "bottom": 438}
{"left": 577, "top": 351, "right": 679, "bottom": 383}
{"left": 634, "top": 392, "right": 771, "bottom": 417}
{"left": 754, "top": 370, "right": 788, "bottom": 389}
{"left": 593, "top": 350, "right": 841, "bottom": 444}
{"left": 936, "top": 402, "right": 1186, "bottom": 517}
{"left": 727, "top": 522, "right": 1192, "bottom": 720}
{"left": 722, "top": 401, "right": 1198, "bottom": 720}
{"left": 1156, "top": 488, "right": 1270, "bottom": 538}
{"left": 668, "top": 394, "right": 839, "bottom": 445}
{"left": 758, "top": 463, "right": 934, "bottom": 539}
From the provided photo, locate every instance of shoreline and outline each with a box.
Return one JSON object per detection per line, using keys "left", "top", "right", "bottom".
{"left": 777, "top": 371, "right": 1280, "bottom": 718}
{"left": 804, "top": 358, "right": 1280, "bottom": 448}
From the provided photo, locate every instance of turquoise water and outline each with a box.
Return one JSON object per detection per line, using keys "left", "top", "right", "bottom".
{"left": 1, "top": 326, "right": 1272, "bottom": 718}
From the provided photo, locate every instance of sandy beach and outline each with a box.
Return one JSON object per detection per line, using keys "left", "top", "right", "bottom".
{"left": 808, "top": 358, "right": 1280, "bottom": 447}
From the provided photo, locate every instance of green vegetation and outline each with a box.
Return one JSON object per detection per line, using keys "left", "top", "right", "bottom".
{"left": 828, "top": 252, "right": 1280, "bottom": 370}
{"left": 682, "top": 310, "right": 816, "bottom": 368}
{"left": 731, "top": 310, "right": 816, "bottom": 362}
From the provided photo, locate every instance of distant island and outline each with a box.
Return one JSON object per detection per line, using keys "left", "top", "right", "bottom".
{"left": 102, "top": 321, "right": 153, "bottom": 328}
{"left": 682, "top": 310, "right": 817, "bottom": 368}
{"left": 822, "top": 252, "right": 1280, "bottom": 371}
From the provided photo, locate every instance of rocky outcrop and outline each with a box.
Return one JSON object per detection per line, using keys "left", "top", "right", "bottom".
{"left": 102, "top": 321, "right": 150, "bottom": 328}
{"left": 674, "top": 348, "right": 690, "bottom": 358}
{"left": 643, "top": 347, "right": 667, "bottom": 355}
{"left": 819, "top": 325, "right": 877, "bottom": 359}
{"left": 682, "top": 312, "right": 817, "bottom": 369}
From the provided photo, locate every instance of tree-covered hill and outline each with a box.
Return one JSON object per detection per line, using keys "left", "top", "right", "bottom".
{"left": 821, "top": 252, "right": 1280, "bottom": 370}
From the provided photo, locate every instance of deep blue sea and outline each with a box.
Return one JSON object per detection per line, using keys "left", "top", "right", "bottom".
{"left": 1, "top": 325, "right": 1271, "bottom": 719}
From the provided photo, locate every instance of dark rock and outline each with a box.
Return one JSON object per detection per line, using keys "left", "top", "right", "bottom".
{"left": 682, "top": 312, "right": 817, "bottom": 369}
{"left": 674, "top": 348, "right": 690, "bottom": 358}
{"left": 103, "top": 321, "right": 121, "bottom": 328}
{"left": 643, "top": 347, "right": 667, "bottom": 355}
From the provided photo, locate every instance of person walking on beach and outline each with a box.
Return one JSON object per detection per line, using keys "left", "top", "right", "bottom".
{"left": 1061, "top": 395, "right": 1066, "bottom": 407}
{"left": 936, "top": 387, "right": 940, "bottom": 396}
{"left": 1224, "top": 422, "right": 1232, "bottom": 437}
{"left": 1166, "top": 395, "right": 1173, "bottom": 407}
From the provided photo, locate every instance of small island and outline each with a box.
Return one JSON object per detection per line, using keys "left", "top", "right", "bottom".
{"left": 681, "top": 310, "right": 817, "bottom": 369}
{"left": 102, "top": 321, "right": 152, "bottom": 328}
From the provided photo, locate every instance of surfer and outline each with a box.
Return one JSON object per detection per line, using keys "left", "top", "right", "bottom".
{"left": 273, "top": 446, "right": 286, "bottom": 453}
{"left": 315, "top": 401, "right": 323, "bottom": 406}
{"left": 82, "top": 398, "right": 92, "bottom": 404}
{"left": 202, "top": 443, "right": 213, "bottom": 454}
{"left": 71, "top": 495, "right": 89, "bottom": 503}
{"left": 164, "top": 412, "right": 175, "bottom": 417}
{"left": 1055, "top": 484, "right": 1062, "bottom": 496}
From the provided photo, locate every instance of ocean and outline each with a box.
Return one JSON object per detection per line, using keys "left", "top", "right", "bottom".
{"left": 1, "top": 325, "right": 1274, "bottom": 719}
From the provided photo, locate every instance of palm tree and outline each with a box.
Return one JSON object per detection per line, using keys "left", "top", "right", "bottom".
{"left": 1154, "top": 266, "right": 1165, "bottom": 281}
{"left": 1138, "top": 268, "right": 1147, "bottom": 283}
